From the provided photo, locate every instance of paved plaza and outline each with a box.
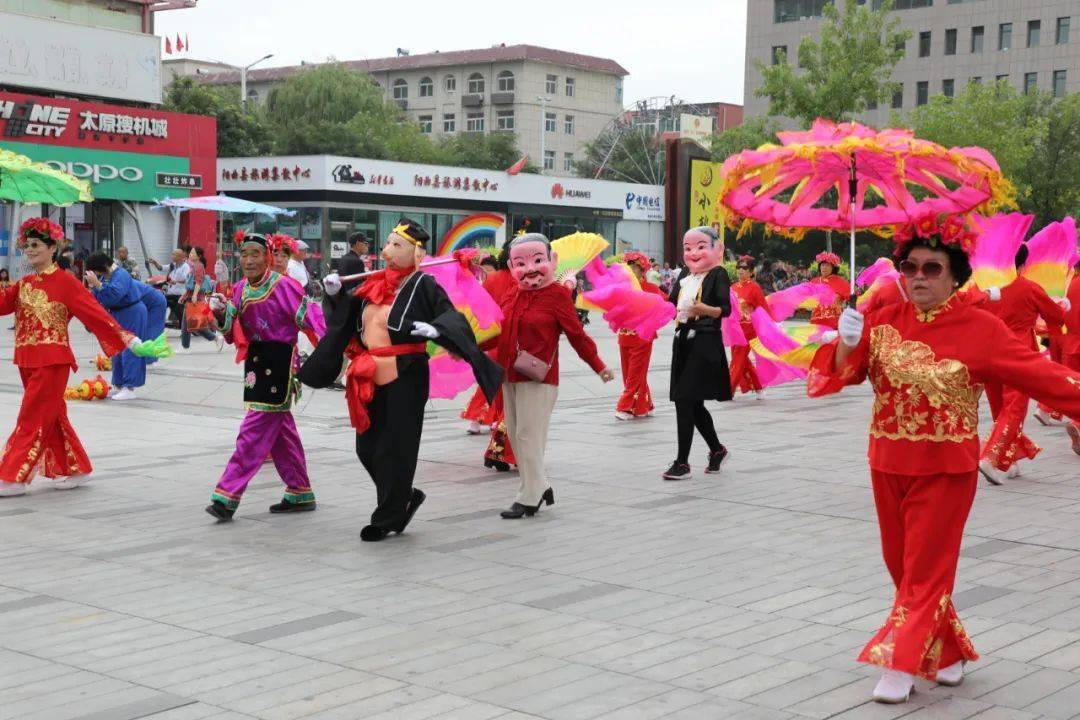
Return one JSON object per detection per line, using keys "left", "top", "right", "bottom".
{"left": 1, "top": 322, "right": 1080, "bottom": 720}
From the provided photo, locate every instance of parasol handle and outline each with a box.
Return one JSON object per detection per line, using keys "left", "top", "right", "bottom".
{"left": 337, "top": 255, "right": 460, "bottom": 283}
{"left": 849, "top": 155, "right": 858, "bottom": 298}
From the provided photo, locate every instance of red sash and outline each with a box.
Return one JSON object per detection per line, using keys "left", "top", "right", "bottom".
{"left": 345, "top": 339, "right": 427, "bottom": 433}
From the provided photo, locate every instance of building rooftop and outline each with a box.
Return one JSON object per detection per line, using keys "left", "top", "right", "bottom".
{"left": 196, "top": 44, "right": 629, "bottom": 85}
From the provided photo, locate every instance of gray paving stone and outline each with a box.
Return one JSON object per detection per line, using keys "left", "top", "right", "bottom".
{"left": 227, "top": 610, "right": 363, "bottom": 644}
{"left": 69, "top": 693, "right": 194, "bottom": 720}
{"left": 954, "top": 586, "right": 1017, "bottom": 611}
{"left": 527, "top": 583, "right": 626, "bottom": 610}
{"left": 0, "top": 594, "right": 61, "bottom": 613}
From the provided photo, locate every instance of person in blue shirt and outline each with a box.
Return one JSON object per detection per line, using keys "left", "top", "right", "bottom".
{"left": 85, "top": 253, "right": 150, "bottom": 399}
{"left": 137, "top": 280, "right": 168, "bottom": 364}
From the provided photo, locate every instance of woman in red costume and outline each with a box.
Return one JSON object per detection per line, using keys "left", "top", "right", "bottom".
{"left": 809, "top": 251, "right": 851, "bottom": 329}
{"left": 1064, "top": 267, "right": 1080, "bottom": 454}
{"left": 614, "top": 251, "right": 667, "bottom": 420}
{"left": 0, "top": 218, "right": 165, "bottom": 497}
{"left": 728, "top": 255, "right": 772, "bottom": 399}
{"left": 807, "top": 216, "right": 1080, "bottom": 704}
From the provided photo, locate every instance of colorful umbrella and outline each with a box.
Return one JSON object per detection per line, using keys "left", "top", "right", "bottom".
{"left": 0, "top": 149, "right": 93, "bottom": 205}
{"left": 719, "top": 118, "right": 1015, "bottom": 293}
{"left": 154, "top": 194, "right": 296, "bottom": 216}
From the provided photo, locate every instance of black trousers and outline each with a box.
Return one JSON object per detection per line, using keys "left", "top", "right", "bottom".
{"left": 675, "top": 399, "right": 721, "bottom": 464}
{"left": 355, "top": 363, "right": 428, "bottom": 530}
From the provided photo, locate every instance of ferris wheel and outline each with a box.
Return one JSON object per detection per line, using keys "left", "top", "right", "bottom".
{"left": 588, "top": 96, "right": 715, "bottom": 186}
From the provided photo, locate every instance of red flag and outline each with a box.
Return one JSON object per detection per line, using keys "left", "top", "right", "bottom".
{"left": 506, "top": 154, "right": 528, "bottom": 176}
{"left": 164, "top": 36, "right": 172, "bottom": 54}
{"left": 176, "top": 33, "right": 184, "bottom": 52}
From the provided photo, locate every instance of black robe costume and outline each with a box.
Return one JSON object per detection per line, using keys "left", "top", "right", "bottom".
{"left": 300, "top": 271, "right": 502, "bottom": 530}
{"left": 668, "top": 266, "right": 733, "bottom": 402}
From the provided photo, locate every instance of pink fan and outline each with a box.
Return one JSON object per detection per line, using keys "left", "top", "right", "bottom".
{"left": 580, "top": 258, "right": 675, "bottom": 341}
{"left": 968, "top": 213, "right": 1033, "bottom": 290}
{"left": 765, "top": 282, "right": 837, "bottom": 321}
{"left": 1023, "top": 217, "right": 1077, "bottom": 297}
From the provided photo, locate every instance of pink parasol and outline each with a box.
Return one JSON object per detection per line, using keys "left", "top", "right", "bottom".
{"left": 719, "top": 118, "right": 1015, "bottom": 293}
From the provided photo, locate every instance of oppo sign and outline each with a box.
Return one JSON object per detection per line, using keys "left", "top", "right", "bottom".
{"left": 43, "top": 160, "right": 143, "bottom": 185}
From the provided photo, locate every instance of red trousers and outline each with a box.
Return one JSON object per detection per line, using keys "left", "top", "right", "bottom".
{"left": 860, "top": 470, "right": 979, "bottom": 679}
{"left": 484, "top": 387, "right": 517, "bottom": 465}
{"left": 461, "top": 386, "right": 494, "bottom": 425}
{"left": 983, "top": 382, "right": 1040, "bottom": 471}
{"left": 1037, "top": 346, "right": 1078, "bottom": 419}
{"left": 0, "top": 365, "right": 92, "bottom": 486}
{"left": 616, "top": 333, "right": 655, "bottom": 416}
{"left": 729, "top": 345, "right": 763, "bottom": 394}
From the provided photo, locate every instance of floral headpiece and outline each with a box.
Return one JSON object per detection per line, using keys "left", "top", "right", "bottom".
{"left": 815, "top": 252, "right": 842, "bottom": 267}
{"left": 18, "top": 217, "right": 64, "bottom": 246}
{"left": 736, "top": 254, "right": 755, "bottom": 266}
{"left": 267, "top": 233, "right": 299, "bottom": 256}
{"left": 623, "top": 251, "right": 650, "bottom": 271}
{"left": 891, "top": 212, "right": 977, "bottom": 257}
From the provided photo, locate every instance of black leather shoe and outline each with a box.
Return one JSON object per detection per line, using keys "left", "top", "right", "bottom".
{"left": 269, "top": 498, "right": 316, "bottom": 514}
{"left": 484, "top": 458, "right": 511, "bottom": 472}
{"left": 394, "top": 488, "right": 426, "bottom": 534}
{"left": 500, "top": 488, "right": 554, "bottom": 518}
{"left": 360, "top": 524, "right": 390, "bottom": 542}
{"left": 706, "top": 446, "right": 730, "bottom": 474}
{"left": 205, "top": 500, "right": 235, "bottom": 521}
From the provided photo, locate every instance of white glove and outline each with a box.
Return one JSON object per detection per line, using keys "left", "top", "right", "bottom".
{"left": 323, "top": 273, "right": 342, "bottom": 297}
{"left": 1061, "top": 298, "right": 1072, "bottom": 312}
{"left": 838, "top": 308, "right": 865, "bottom": 348}
{"left": 821, "top": 330, "right": 839, "bottom": 344}
{"left": 988, "top": 286, "right": 1002, "bottom": 302}
{"left": 208, "top": 294, "right": 226, "bottom": 312}
{"left": 410, "top": 321, "right": 439, "bottom": 339}
{"left": 126, "top": 337, "right": 142, "bottom": 350}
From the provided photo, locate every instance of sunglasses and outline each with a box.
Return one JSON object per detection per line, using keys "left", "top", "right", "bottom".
{"left": 898, "top": 259, "right": 945, "bottom": 279}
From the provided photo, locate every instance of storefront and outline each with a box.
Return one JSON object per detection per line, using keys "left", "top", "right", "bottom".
{"left": 217, "top": 155, "right": 664, "bottom": 277}
{"left": 0, "top": 90, "right": 216, "bottom": 275}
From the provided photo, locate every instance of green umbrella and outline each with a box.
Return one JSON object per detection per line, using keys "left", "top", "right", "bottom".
{"left": 0, "top": 148, "right": 93, "bottom": 205}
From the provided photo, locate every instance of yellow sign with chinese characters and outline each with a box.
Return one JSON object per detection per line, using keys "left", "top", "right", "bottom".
{"left": 688, "top": 158, "right": 726, "bottom": 233}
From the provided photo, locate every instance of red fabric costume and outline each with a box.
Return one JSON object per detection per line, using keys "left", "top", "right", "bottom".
{"left": 809, "top": 274, "right": 852, "bottom": 329}
{"left": 728, "top": 278, "right": 771, "bottom": 394}
{"left": 808, "top": 295, "right": 1080, "bottom": 679}
{"left": 1064, "top": 275, "right": 1080, "bottom": 371}
{"left": 463, "top": 269, "right": 515, "bottom": 425}
{"left": 0, "top": 265, "right": 130, "bottom": 486}
{"left": 616, "top": 280, "right": 666, "bottom": 416}
{"left": 981, "top": 276, "right": 1066, "bottom": 471}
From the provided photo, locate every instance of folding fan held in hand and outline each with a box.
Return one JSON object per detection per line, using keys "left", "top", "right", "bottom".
{"left": 550, "top": 232, "right": 609, "bottom": 286}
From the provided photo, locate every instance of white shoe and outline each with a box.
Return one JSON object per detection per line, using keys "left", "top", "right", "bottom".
{"left": 1007, "top": 463, "right": 1021, "bottom": 479}
{"left": 1068, "top": 423, "right": 1080, "bottom": 456}
{"left": 0, "top": 482, "right": 27, "bottom": 497}
{"left": 614, "top": 411, "right": 633, "bottom": 421}
{"left": 755, "top": 389, "right": 766, "bottom": 400}
{"left": 936, "top": 661, "right": 964, "bottom": 687}
{"left": 51, "top": 475, "right": 89, "bottom": 491}
{"left": 466, "top": 421, "right": 484, "bottom": 435}
{"left": 106, "top": 386, "right": 120, "bottom": 398}
{"left": 1033, "top": 407, "right": 1065, "bottom": 426}
{"left": 979, "top": 459, "right": 1006, "bottom": 486}
{"left": 872, "top": 670, "right": 914, "bottom": 703}
{"left": 179, "top": 346, "right": 192, "bottom": 354}
{"left": 215, "top": 333, "right": 225, "bottom": 352}
{"left": 112, "top": 388, "right": 137, "bottom": 401}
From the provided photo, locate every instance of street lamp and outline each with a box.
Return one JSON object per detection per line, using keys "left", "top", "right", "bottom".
{"left": 537, "top": 95, "right": 552, "bottom": 174}
{"left": 240, "top": 54, "right": 274, "bottom": 110}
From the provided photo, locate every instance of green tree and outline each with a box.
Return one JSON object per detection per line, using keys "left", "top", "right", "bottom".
{"left": 708, "top": 117, "right": 781, "bottom": 161}
{"left": 574, "top": 125, "right": 665, "bottom": 185}
{"left": 907, "top": 82, "right": 1079, "bottom": 227}
{"left": 437, "top": 132, "right": 537, "bottom": 172}
{"left": 755, "top": 0, "right": 909, "bottom": 126}
{"left": 163, "top": 76, "right": 272, "bottom": 157}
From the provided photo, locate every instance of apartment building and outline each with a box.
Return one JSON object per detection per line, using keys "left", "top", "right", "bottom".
{"left": 745, "top": 0, "right": 1079, "bottom": 124}
{"left": 187, "top": 44, "right": 628, "bottom": 175}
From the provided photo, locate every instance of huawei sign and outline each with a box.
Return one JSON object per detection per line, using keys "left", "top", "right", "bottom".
{"left": 550, "top": 183, "right": 591, "bottom": 200}
{"left": 551, "top": 183, "right": 565, "bottom": 199}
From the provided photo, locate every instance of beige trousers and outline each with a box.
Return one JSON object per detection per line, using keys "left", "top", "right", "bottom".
{"left": 503, "top": 381, "right": 558, "bottom": 505}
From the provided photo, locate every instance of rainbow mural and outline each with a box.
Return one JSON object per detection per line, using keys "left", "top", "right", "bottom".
{"left": 436, "top": 212, "right": 505, "bottom": 255}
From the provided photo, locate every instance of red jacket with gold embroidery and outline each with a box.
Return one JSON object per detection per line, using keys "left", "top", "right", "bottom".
{"left": 808, "top": 296, "right": 1080, "bottom": 475}
{"left": 0, "top": 265, "right": 130, "bottom": 370}
{"left": 809, "top": 274, "right": 852, "bottom": 327}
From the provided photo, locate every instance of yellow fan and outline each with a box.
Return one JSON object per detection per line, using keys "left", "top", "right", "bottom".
{"left": 551, "top": 232, "right": 608, "bottom": 283}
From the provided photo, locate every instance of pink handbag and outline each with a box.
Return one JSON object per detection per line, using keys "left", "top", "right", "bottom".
{"left": 513, "top": 345, "right": 553, "bottom": 382}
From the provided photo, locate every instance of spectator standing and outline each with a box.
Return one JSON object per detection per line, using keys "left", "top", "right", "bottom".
{"left": 163, "top": 248, "right": 191, "bottom": 327}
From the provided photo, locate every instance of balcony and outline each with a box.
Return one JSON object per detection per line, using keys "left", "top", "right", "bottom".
{"left": 462, "top": 94, "right": 484, "bottom": 107}
{"left": 491, "top": 92, "right": 514, "bottom": 105}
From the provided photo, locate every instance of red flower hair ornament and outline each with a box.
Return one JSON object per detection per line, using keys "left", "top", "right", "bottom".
{"left": 622, "top": 251, "right": 650, "bottom": 271}
{"left": 892, "top": 212, "right": 977, "bottom": 257}
{"left": 815, "top": 251, "right": 842, "bottom": 267}
{"left": 18, "top": 217, "right": 64, "bottom": 246}
{"left": 266, "top": 233, "right": 299, "bottom": 257}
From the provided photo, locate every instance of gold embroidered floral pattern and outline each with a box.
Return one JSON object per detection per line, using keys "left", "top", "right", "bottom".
{"left": 890, "top": 605, "right": 909, "bottom": 628}
{"left": 868, "top": 325, "right": 981, "bottom": 443}
{"left": 16, "top": 281, "right": 69, "bottom": 347}
{"left": 865, "top": 640, "right": 895, "bottom": 666}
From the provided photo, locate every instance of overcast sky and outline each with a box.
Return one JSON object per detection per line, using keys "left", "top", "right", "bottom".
{"left": 155, "top": 0, "right": 748, "bottom": 106}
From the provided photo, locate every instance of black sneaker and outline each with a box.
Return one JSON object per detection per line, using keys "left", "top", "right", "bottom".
{"left": 706, "top": 447, "right": 730, "bottom": 474}
{"left": 269, "top": 498, "right": 316, "bottom": 514}
{"left": 394, "top": 488, "right": 426, "bottom": 534}
{"left": 360, "top": 524, "right": 390, "bottom": 542}
{"left": 662, "top": 462, "right": 692, "bottom": 480}
{"left": 205, "top": 500, "right": 235, "bottom": 521}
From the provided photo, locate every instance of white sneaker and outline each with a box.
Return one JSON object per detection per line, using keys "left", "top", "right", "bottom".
{"left": 979, "top": 459, "right": 1006, "bottom": 486}
{"left": 936, "top": 661, "right": 964, "bottom": 687}
{"left": 1007, "top": 463, "right": 1021, "bottom": 479}
{"left": 215, "top": 333, "right": 225, "bottom": 352}
{"left": 1068, "top": 423, "right": 1080, "bottom": 456}
{"left": 112, "top": 387, "right": 137, "bottom": 401}
{"left": 51, "top": 475, "right": 89, "bottom": 491}
{"left": 466, "top": 421, "right": 484, "bottom": 435}
{"left": 872, "top": 670, "right": 915, "bottom": 703}
{"left": 0, "top": 482, "right": 27, "bottom": 497}
{"left": 106, "top": 386, "right": 120, "bottom": 398}
{"left": 755, "top": 389, "right": 767, "bottom": 401}
{"left": 614, "top": 411, "right": 633, "bottom": 421}
{"left": 179, "top": 346, "right": 192, "bottom": 354}
{"left": 1033, "top": 407, "right": 1065, "bottom": 426}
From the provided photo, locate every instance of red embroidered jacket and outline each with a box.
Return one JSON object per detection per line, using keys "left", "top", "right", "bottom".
{"left": 0, "top": 264, "right": 130, "bottom": 370}
{"left": 810, "top": 274, "right": 852, "bottom": 327}
{"left": 808, "top": 295, "right": 1080, "bottom": 475}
